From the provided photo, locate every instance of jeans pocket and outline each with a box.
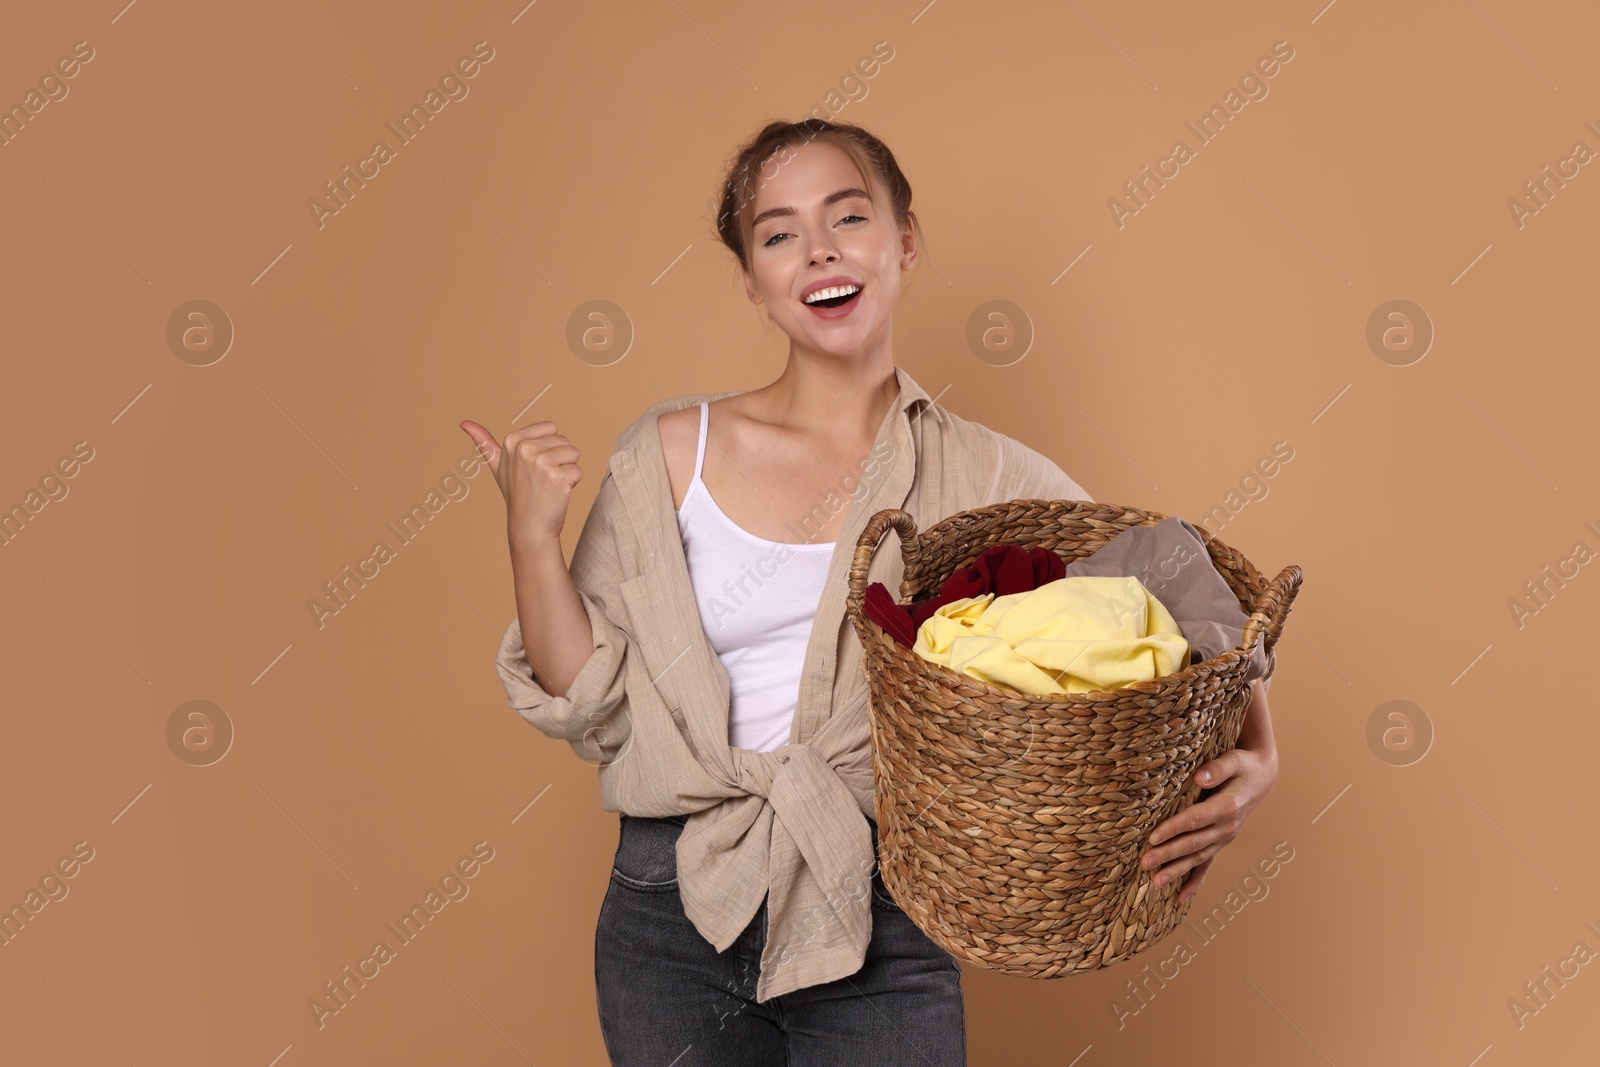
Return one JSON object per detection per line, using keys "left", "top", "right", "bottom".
{"left": 610, "top": 867, "right": 679, "bottom": 892}
{"left": 610, "top": 814, "right": 680, "bottom": 893}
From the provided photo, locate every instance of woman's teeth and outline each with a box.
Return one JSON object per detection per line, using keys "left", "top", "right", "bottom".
{"left": 804, "top": 285, "right": 862, "bottom": 308}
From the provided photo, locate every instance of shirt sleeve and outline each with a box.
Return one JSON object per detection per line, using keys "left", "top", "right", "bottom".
{"left": 494, "top": 466, "right": 636, "bottom": 765}
{"left": 1257, "top": 638, "right": 1277, "bottom": 692}
{"left": 1000, "top": 434, "right": 1095, "bottom": 504}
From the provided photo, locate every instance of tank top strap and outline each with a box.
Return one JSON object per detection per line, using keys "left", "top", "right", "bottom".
{"left": 692, "top": 401, "right": 709, "bottom": 485}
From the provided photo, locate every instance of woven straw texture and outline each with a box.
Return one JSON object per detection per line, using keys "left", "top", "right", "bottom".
{"left": 845, "top": 498, "right": 1302, "bottom": 978}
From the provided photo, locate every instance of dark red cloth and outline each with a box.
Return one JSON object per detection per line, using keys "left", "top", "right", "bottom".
{"left": 864, "top": 582, "right": 919, "bottom": 647}
{"left": 864, "top": 543, "right": 1066, "bottom": 647}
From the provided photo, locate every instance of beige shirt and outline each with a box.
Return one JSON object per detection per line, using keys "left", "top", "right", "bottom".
{"left": 495, "top": 365, "right": 1093, "bottom": 1002}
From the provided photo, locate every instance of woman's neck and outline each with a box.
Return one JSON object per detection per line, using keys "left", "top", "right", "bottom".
{"left": 751, "top": 353, "right": 900, "bottom": 445}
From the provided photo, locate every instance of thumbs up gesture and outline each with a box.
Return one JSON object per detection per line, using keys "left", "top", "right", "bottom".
{"left": 459, "top": 418, "right": 583, "bottom": 549}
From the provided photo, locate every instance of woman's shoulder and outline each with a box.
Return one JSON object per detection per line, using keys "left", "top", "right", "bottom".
{"left": 932, "top": 407, "right": 1094, "bottom": 504}
{"left": 612, "top": 387, "right": 741, "bottom": 454}
{"left": 615, "top": 397, "right": 690, "bottom": 453}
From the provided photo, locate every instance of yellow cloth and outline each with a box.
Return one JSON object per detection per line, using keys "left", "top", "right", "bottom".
{"left": 911, "top": 574, "right": 1189, "bottom": 694}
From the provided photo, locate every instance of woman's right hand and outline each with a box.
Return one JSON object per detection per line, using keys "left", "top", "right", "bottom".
{"left": 460, "top": 418, "right": 583, "bottom": 547}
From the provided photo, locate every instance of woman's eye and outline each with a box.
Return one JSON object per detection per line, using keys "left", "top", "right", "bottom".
{"left": 762, "top": 215, "right": 867, "bottom": 247}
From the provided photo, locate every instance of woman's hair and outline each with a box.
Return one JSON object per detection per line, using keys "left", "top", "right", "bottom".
{"left": 714, "top": 118, "right": 921, "bottom": 275}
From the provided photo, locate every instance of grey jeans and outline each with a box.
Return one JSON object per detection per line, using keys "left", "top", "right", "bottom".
{"left": 595, "top": 813, "right": 967, "bottom": 1066}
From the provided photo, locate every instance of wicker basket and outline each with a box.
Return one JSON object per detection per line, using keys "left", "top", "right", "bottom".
{"left": 845, "top": 498, "right": 1302, "bottom": 978}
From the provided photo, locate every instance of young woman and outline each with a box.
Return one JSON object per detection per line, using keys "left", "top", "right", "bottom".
{"left": 462, "top": 119, "right": 1280, "bottom": 1066}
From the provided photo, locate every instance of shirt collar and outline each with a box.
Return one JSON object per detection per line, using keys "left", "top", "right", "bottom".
{"left": 892, "top": 364, "right": 940, "bottom": 426}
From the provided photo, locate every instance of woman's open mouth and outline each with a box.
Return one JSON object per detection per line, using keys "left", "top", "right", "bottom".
{"left": 802, "top": 283, "right": 863, "bottom": 318}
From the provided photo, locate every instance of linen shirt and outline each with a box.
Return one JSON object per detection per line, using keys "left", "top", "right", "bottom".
{"left": 494, "top": 364, "right": 1093, "bottom": 1002}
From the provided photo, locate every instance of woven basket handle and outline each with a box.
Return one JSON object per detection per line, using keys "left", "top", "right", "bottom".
{"left": 846, "top": 507, "right": 920, "bottom": 619}
{"left": 1240, "top": 564, "right": 1302, "bottom": 662}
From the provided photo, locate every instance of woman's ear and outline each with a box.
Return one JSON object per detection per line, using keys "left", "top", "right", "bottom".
{"left": 741, "top": 268, "right": 762, "bottom": 306}
{"left": 900, "top": 212, "right": 920, "bottom": 271}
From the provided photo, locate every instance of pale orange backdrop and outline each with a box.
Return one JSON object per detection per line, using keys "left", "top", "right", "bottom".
{"left": 1, "top": 1, "right": 1595, "bottom": 1064}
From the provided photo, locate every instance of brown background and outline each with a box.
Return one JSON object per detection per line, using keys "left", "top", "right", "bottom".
{"left": 2, "top": 0, "right": 1596, "bottom": 1064}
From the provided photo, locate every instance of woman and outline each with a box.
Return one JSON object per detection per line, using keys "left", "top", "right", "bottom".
{"left": 462, "top": 119, "right": 1280, "bottom": 1066}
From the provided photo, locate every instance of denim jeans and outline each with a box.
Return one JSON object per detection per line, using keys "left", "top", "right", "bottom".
{"left": 595, "top": 812, "right": 967, "bottom": 1066}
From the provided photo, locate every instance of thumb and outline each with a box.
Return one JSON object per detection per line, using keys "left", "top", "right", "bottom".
{"left": 459, "top": 420, "right": 500, "bottom": 471}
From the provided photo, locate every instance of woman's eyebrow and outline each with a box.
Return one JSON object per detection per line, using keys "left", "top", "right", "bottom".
{"left": 752, "top": 187, "right": 872, "bottom": 227}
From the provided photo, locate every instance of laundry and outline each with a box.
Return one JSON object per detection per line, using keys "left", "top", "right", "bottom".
{"left": 866, "top": 516, "right": 1268, "bottom": 686}
{"left": 911, "top": 574, "right": 1190, "bottom": 694}
{"left": 863, "top": 542, "right": 1063, "bottom": 646}
{"left": 1058, "top": 516, "right": 1269, "bottom": 682}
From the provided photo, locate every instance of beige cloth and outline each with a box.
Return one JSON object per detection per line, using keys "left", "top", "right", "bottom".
{"left": 911, "top": 575, "right": 1191, "bottom": 694}
{"left": 494, "top": 365, "right": 1092, "bottom": 1002}
{"left": 1059, "top": 516, "right": 1273, "bottom": 685}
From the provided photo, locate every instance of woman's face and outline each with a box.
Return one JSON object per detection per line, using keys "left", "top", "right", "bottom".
{"left": 741, "top": 139, "right": 916, "bottom": 357}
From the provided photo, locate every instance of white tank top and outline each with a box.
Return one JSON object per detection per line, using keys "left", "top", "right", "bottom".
{"left": 674, "top": 401, "right": 836, "bottom": 752}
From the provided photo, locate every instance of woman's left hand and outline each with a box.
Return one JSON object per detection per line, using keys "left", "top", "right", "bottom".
{"left": 1140, "top": 678, "right": 1279, "bottom": 905}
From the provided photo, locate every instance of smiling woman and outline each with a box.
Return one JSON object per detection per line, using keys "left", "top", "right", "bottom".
{"left": 466, "top": 117, "right": 1069, "bottom": 1067}
{"left": 712, "top": 120, "right": 931, "bottom": 379}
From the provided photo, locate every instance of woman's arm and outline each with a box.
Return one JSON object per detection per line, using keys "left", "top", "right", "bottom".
{"left": 1139, "top": 677, "right": 1280, "bottom": 904}
{"left": 509, "top": 533, "right": 594, "bottom": 699}
{"left": 996, "top": 435, "right": 1095, "bottom": 505}
{"left": 495, "top": 469, "right": 638, "bottom": 765}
